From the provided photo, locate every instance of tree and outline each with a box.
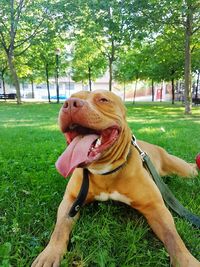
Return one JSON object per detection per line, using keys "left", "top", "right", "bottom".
{"left": 144, "top": 29, "right": 184, "bottom": 104}
{"left": 114, "top": 48, "right": 146, "bottom": 103}
{"left": 71, "top": 37, "right": 107, "bottom": 90}
{"left": 0, "top": 0, "right": 53, "bottom": 103}
{"left": 0, "top": 47, "right": 8, "bottom": 94}
{"left": 21, "top": 34, "right": 66, "bottom": 102}
{"left": 128, "top": 0, "right": 200, "bottom": 112}
{"left": 142, "top": 0, "right": 200, "bottom": 112}
{"left": 192, "top": 41, "right": 200, "bottom": 100}
{"left": 64, "top": 0, "right": 135, "bottom": 91}
{"left": 181, "top": 0, "right": 200, "bottom": 113}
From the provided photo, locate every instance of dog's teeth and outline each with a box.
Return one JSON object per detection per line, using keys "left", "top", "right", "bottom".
{"left": 95, "top": 138, "right": 101, "bottom": 148}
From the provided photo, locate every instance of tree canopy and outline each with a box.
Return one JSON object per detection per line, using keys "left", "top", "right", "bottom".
{"left": 0, "top": 0, "right": 199, "bottom": 113}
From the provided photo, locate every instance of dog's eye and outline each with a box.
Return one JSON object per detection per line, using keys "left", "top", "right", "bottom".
{"left": 99, "top": 98, "right": 109, "bottom": 103}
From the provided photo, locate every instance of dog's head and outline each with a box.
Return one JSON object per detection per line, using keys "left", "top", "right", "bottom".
{"left": 56, "top": 90, "right": 132, "bottom": 176}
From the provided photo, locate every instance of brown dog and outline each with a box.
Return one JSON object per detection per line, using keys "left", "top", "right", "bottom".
{"left": 32, "top": 90, "right": 200, "bottom": 267}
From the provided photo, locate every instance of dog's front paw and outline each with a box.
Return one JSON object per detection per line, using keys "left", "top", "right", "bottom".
{"left": 31, "top": 244, "right": 65, "bottom": 267}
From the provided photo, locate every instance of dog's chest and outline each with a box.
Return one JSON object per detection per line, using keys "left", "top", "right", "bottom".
{"left": 94, "top": 191, "right": 131, "bottom": 205}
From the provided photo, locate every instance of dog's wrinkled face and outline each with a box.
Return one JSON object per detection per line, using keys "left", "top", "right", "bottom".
{"left": 56, "top": 90, "right": 132, "bottom": 177}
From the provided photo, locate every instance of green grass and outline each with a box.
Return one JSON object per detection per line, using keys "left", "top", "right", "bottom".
{"left": 0, "top": 101, "right": 200, "bottom": 267}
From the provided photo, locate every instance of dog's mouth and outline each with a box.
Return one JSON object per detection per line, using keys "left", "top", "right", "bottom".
{"left": 65, "top": 124, "right": 119, "bottom": 155}
{"left": 56, "top": 124, "right": 120, "bottom": 178}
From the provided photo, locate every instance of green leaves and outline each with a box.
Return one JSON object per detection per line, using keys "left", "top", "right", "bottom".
{"left": 71, "top": 36, "right": 107, "bottom": 84}
{"left": 0, "top": 0, "right": 199, "bottom": 105}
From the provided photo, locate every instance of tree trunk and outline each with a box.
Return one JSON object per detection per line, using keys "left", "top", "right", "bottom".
{"left": 171, "top": 78, "right": 175, "bottom": 104}
{"left": 31, "top": 80, "right": 34, "bottom": 98}
{"left": 151, "top": 79, "right": 154, "bottom": 102}
{"left": 184, "top": 4, "right": 193, "bottom": 114}
{"left": 160, "top": 81, "right": 164, "bottom": 102}
{"left": 55, "top": 54, "right": 60, "bottom": 103}
{"left": 88, "top": 66, "right": 92, "bottom": 91}
{"left": 108, "top": 57, "right": 113, "bottom": 91}
{"left": 133, "top": 79, "right": 138, "bottom": 104}
{"left": 7, "top": 54, "right": 21, "bottom": 104}
{"left": 123, "top": 80, "right": 126, "bottom": 102}
{"left": 108, "top": 39, "right": 115, "bottom": 92}
{"left": 1, "top": 69, "right": 6, "bottom": 94}
{"left": 68, "top": 72, "right": 71, "bottom": 96}
{"left": 45, "top": 63, "right": 51, "bottom": 103}
{"left": 195, "top": 70, "right": 199, "bottom": 99}
{"left": 6, "top": 1, "right": 21, "bottom": 104}
{"left": 2, "top": 75, "right": 6, "bottom": 94}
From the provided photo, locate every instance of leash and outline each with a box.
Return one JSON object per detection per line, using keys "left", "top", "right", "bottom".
{"left": 131, "top": 135, "right": 200, "bottom": 228}
{"left": 68, "top": 135, "right": 200, "bottom": 228}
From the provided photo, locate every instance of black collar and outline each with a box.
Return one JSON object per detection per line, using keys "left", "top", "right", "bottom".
{"left": 101, "top": 162, "right": 126, "bottom": 175}
{"left": 102, "top": 148, "right": 132, "bottom": 175}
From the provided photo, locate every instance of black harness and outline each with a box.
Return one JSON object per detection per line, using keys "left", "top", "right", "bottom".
{"left": 68, "top": 163, "right": 124, "bottom": 217}
{"left": 68, "top": 135, "right": 200, "bottom": 228}
{"left": 68, "top": 168, "right": 89, "bottom": 217}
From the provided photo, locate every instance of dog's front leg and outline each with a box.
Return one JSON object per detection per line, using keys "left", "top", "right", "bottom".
{"left": 140, "top": 203, "right": 200, "bottom": 267}
{"left": 31, "top": 191, "right": 78, "bottom": 267}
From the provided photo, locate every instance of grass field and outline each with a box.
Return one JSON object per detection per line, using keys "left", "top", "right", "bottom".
{"left": 0, "top": 101, "right": 200, "bottom": 267}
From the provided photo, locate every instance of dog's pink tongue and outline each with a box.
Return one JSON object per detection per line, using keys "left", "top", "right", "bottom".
{"left": 56, "top": 134, "right": 98, "bottom": 178}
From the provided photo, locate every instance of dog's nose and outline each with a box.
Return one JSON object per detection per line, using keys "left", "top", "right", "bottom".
{"left": 63, "top": 98, "right": 85, "bottom": 111}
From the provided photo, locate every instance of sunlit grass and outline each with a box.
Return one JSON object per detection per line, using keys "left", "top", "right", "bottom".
{"left": 0, "top": 101, "right": 199, "bottom": 266}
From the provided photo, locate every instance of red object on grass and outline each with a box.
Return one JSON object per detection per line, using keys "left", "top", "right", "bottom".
{"left": 196, "top": 154, "right": 200, "bottom": 170}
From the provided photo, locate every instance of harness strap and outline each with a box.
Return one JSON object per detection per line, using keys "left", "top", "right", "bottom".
{"left": 68, "top": 168, "right": 89, "bottom": 217}
{"left": 131, "top": 135, "right": 200, "bottom": 228}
